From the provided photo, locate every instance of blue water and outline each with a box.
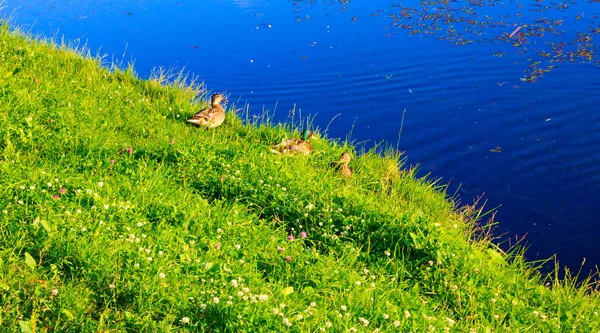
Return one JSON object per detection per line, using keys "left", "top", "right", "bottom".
{"left": 5, "top": 0, "right": 600, "bottom": 277}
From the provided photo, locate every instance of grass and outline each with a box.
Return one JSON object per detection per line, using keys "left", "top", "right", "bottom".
{"left": 1, "top": 21, "right": 600, "bottom": 332}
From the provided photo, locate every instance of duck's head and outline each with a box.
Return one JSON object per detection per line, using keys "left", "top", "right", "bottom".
{"left": 211, "top": 93, "right": 227, "bottom": 105}
{"left": 301, "top": 129, "right": 313, "bottom": 141}
{"left": 340, "top": 152, "right": 351, "bottom": 164}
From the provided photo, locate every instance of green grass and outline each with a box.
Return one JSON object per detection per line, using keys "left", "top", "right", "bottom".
{"left": 1, "top": 21, "right": 599, "bottom": 332}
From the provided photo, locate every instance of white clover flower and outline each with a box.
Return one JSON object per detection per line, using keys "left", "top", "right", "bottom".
{"left": 47, "top": 182, "right": 52, "bottom": 187}
{"left": 310, "top": 302, "right": 317, "bottom": 307}
{"left": 51, "top": 289, "right": 58, "bottom": 296}
{"left": 359, "top": 317, "right": 369, "bottom": 326}
{"left": 258, "top": 294, "right": 268, "bottom": 302}
{"left": 147, "top": 257, "right": 153, "bottom": 261}
{"left": 98, "top": 182, "right": 104, "bottom": 187}
{"left": 383, "top": 314, "right": 389, "bottom": 319}
{"left": 181, "top": 317, "right": 190, "bottom": 324}
{"left": 273, "top": 308, "right": 279, "bottom": 315}
{"left": 234, "top": 244, "right": 241, "bottom": 250}
{"left": 340, "top": 305, "right": 347, "bottom": 311}
{"left": 137, "top": 222, "right": 143, "bottom": 227}
{"left": 404, "top": 310, "right": 411, "bottom": 318}
{"left": 213, "top": 297, "right": 220, "bottom": 304}
{"left": 216, "top": 228, "right": 222, "bottom": 233}
{"left": 159, "top": 272, "right": 166, "bottom": 279}
{"left": 394, "top": 320, "right": 401, "bottom": 327}
{"left": 231, "top": 279, "right": 239, "bottom": 288}
{"left": 282, "top": 318, "right": 292, "bottom": 327}
{"left": 325, "top": 321, "right": 332, "bottom": 328}
{"left": 86, "top": 189, "right": 92, "bottom": 194}
{"left": 109, "top": 284, "right": 116, "bottom": 290}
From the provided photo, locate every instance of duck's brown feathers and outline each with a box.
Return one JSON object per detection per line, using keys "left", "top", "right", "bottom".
{"left": 187, "top": 93, "right": 226, "bottom": 128}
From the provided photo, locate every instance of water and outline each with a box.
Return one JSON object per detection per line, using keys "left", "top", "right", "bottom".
{"left": 4, "top": 0, "right": 600, "bottom": 277}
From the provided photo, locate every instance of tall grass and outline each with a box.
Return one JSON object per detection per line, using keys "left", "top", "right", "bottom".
{"left": 1, "top": 22, "right": 599, "bottom": 332}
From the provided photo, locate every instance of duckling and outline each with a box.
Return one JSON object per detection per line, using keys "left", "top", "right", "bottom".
{"left": 271, "top": 129, "right": 313, "bottom": 155}
{"left": 337, "top": 152, "right": 352, "bottom": 178}
{"left": 187, "top": 93, "right": 227, "bottom": 128}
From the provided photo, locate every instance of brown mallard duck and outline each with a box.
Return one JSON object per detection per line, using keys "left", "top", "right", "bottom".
{"left": 271, "top": 130, "right": 313, "bottom": 155}
{"left": 187, "top": 93, "right": 227, "bottom": 128}
{"left": 337, "top": 152, "right": 352, "bottom": 178}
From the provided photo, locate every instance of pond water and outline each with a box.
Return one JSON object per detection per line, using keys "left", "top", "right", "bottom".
{"left": 5, "top": 0, "right": 600, "bottom": 278}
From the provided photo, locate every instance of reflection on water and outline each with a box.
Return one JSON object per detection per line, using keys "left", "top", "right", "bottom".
{"left": 3, "top": 0, "right": 600, "bottom": 278}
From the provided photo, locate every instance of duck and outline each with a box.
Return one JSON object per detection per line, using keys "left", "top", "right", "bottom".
{"left": 271, "top": 129, "right": 313, "bottom": 155}
{"left": 187, "top": 93, "right": 227, "bottom": 128}
{"left": 337, "top": 152, "right": 352, "bottom": 178}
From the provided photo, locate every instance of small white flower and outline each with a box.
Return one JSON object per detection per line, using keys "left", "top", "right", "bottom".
{"left": 282, "top": 318, "right": 292, "bottom": 327}
{"left": 296, "top": 314, "right": 303, "bottom": 320}
{"left": 231, "top": 279, "right": 239, "bottom": 288}
{"left": 86, "top": 189, "right": 92, "bottom": 194}
{"left": 404, "top": 310, "right": 411, "bottom": 318}
{"left": 383, "top": 314, "right": 389, "bottom": 319}
{"left": 273, "top": 308, "right": 279, "bottom": 315}
{"left": 355, "top": 281, "right": 361, "bottom": 286}
{"left": 181, "top": 317, "right": 190, "bottom": 324}
{"left": 98, "top": 182, "right": 104, "bottom": 187}
{"left": 384, "top": 250, "right": 391, "bottom": 256}
{"left": 234, "top": 244, "right": 241, "bottom": 250}
{"left": 213, "top": 297, "right": 220, "bottom": 304}
{"left": 258, "top": 294, "right": 268, "bottom": 302}
{"left": 18, "top": 200, "right": 24, "bottom": 205}
{"left": 109, "top": 284, "right": 116, "bottom": 290}
{"left": 340, "top": 305, "right": 347, "bottom": 311}
{"left": 147, "top": 257, "right": 153, "bottom": 261}
{"left": 47, "top": 182, "right": 52, "bottom": 187}
{"left": 216, "top": 228, "right": 222, "bottom": 233}
{"left": 325, "top": 321, "right": 332, "bottom": 328}
{"left": 51, "top": 289, "right": 58, "bottom": 296}
{"left": 394, "top": 320, "right": 401, "bottom": 327}
{"left": 159, "top": 272, "right": 166, "bottom": 279}
{"left": 81, "top": 227, "right": 87, "bottom": 232}
{"left": 103, "top": 204, "right": 109, "bottom": 210}
{"left": 137, "top": 222, "right": 143, "bottom": 227}
{"left": 359, "top": 317, "right": 369, "bottom": 326}
{"left": 310, "top": 302, "right": 317, "bottom": 307}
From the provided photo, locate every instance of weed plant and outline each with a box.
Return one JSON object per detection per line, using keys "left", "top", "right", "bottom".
{"left": 1, "top": 22, "right": 599, "bottom": 332}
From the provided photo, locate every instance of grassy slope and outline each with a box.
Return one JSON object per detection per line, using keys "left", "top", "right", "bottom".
{"left": 0, "top": 23, "right": 599, "bottom": 332}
